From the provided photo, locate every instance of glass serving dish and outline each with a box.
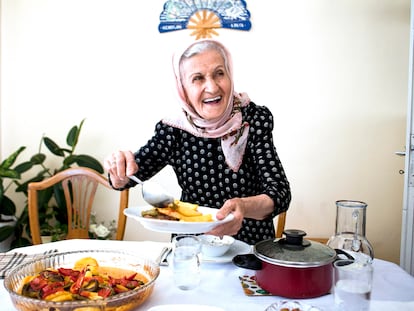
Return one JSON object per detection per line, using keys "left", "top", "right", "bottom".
{"left": 4, "top": 249, "right": 160, "bottom": 311}
{"left": 265, "top": 300, "right": 322, "bottom": 311}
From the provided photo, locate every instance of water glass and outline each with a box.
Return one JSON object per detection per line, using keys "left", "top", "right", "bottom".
{"left": 171, "top": 235, "right": 201, "bottom": 290}
{"left": 333, "top": 259, "right": 373, "bottom": 311}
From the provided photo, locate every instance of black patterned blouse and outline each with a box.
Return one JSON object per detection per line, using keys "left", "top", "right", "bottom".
{"left": 129, "top": 102, "right": 291, "bottom": 245}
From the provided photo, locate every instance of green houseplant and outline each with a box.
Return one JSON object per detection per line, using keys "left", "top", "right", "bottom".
{"left": 1, "top": 119, "right": 104, "bottom": 249}
{"left": 0, "top": 146, "right": 31, "bottom": 249}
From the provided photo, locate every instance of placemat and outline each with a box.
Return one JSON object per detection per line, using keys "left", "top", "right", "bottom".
{"left": 0, "top": 249, "right": 58, "bottom": 278}
{"left": 238, "top": 275, "right": 273, "bottom": 296}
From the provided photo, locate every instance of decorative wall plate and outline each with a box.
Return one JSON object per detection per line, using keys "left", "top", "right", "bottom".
{"left": 159, "top": 0, "right": 251, "bottom": 39}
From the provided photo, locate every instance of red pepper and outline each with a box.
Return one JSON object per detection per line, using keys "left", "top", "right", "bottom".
{"left": 113, "top": 284, "right": 129, "bottom": 293}
{"left": 30, "top": 276, "right": 48, "bottom": 291}
{"left": 97, "top": 287, "right": 113, "bottom": 298}
{"left": 120, "top": 278, "right": 141, "bottom": 289}
{"left": 58, "top": 268, "right": 80, "bottom": 282}
{"left": 41, "top": 282, "right": 65, "bottom": 299}
{"left": 69, "top": 269, "right": 86, "bottom": 294}
{"left": 125, "top": 273, "right": 137, "bottom": 280}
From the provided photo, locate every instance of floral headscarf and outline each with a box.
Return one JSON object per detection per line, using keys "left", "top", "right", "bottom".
{"left": 162, "top": 39, "right": 250, "bottom": 172}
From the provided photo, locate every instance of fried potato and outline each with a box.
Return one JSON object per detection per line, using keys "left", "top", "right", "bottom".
{"left": 45, "top": 291, "right": 74, "bottom": 302}
{"left": 172, "top": 199, "right": 198, "bottom": 210}
{"left": 180, "top": 214, "right": 213, "bottom": 222}
{"left": 154, "top": 200, "right": 213, "bottom": 222}
{"left": 74, "top": 257, "right": 99, "bottom": 273}
{"left": 156, "top": 208, "right": 183, "bottom": 220}
{"left": 175, "top": 206, "right": 202, "bottom": 217}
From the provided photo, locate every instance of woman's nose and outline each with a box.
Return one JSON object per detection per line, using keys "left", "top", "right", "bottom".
{"left": 204, "top": 78, "right": 219, "bottom": 93}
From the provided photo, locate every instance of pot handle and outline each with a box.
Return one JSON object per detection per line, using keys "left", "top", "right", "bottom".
{"left": 232, "top": 253, "right": 262, "bottom": 270}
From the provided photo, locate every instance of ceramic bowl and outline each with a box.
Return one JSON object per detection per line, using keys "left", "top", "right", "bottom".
{"left": 4, "top": 249, "right": 160, "bottom": 311}
{"left": 199, "top": 235, "right": 235, "bottom": 257}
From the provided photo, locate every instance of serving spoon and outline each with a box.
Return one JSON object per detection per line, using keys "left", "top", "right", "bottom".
{"left": 128, "top": 175, "right": 174, "bottom": 208}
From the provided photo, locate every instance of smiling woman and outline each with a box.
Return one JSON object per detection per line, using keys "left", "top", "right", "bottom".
{"left": 105, "top": 39, "right": 291, "bottom": 245}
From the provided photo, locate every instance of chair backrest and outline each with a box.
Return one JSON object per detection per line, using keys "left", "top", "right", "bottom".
{"left": 28, "top": 167, "right": 129, "bottom": 245}
{"left": 275, "top": 211, "right": 287, "bottom": 238}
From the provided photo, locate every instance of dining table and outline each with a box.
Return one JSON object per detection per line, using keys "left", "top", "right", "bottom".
{"left": 1, "top": 239, "right": 414, "bottom": 311}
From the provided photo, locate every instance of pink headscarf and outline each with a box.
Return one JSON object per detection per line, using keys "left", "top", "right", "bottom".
{"left": 162, "top": 39, "right": 250, "bottom": 172}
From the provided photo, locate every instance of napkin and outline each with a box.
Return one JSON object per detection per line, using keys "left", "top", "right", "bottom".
{"left": 0, "top": 249, "right": 58, "bottom": 278}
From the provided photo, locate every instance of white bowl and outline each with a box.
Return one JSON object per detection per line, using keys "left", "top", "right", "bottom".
{"left": 200, "top": 235, "right": 235, "bottom": 257}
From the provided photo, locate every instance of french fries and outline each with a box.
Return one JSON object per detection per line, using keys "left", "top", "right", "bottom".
{"left": 143, "top": 199, "right": 213, "bottom": 222}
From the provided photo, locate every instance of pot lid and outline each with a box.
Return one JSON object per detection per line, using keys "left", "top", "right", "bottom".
{"left": 254, "top": 229, "right": 337, "bottom": 268}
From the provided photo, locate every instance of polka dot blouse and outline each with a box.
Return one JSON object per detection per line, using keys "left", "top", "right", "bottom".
{"left": 131, "top": 102, "right": 291, "bottom": 245}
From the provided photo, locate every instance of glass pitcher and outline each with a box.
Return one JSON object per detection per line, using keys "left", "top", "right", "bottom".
{"left": 327, "top": 200, "right": 374, "bottom": 263}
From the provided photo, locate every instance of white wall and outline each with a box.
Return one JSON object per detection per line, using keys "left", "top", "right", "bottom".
{"left": 0, "top": 0, "right": 409, "bottom": 263}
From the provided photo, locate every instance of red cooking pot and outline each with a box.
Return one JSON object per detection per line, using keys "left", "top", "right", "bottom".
{"left": 233, "top": 229, "right": 339, "bottom": 299}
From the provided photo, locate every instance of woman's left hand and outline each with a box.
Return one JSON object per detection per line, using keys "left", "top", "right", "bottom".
{"left": 206, "top": 198, "right": 246, "bottom": 236}
{"left": 205, "top": 194, "right": 274, "bottom": 237}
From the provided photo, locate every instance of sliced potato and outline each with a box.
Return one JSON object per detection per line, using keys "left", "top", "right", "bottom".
{"left": 157, "top": 207, "right": 183, "bottom": 220}
{"left": 172, "top": 200, "right": 199, "bottom": 210}
{"left": 176, "top": 206, "right": 202, "bottom": 217}
{"left": 180, "top": 214, "right": 213, "bottom": 222}
{"left": 74, "top": 257, "right": 99, "bottom": 271}
{"left": 45, "top": 290, "right": 73, "bottom": 301}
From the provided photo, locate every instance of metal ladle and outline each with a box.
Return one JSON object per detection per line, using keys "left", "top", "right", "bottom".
{"left": 128, "top": 175, "right": 174, "bottom": 208}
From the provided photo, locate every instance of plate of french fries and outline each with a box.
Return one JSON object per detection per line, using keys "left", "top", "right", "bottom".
{"left": 124, "top": 200, "right": 234, "bottom": 233}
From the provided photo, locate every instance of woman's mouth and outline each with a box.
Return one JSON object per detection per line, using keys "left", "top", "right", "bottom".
{"left": 203, "top": 96, "right": 222, "bottom": 104}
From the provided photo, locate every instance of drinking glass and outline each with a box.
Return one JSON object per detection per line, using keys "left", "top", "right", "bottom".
{"left": 333, "top": 259, "right": 373, "bottom": 311}
{"left": 171, "top": 235, "right": 202, "bottom": 290}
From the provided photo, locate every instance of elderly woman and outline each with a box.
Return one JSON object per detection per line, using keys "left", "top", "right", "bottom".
{"left": 105, "top": 39, "right": 291, "bottom": 245}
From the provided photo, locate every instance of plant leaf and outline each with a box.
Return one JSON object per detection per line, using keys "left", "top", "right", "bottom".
{"left": 14, "top": 161, "right": 34, "bottom": 174}
{"left": 67, "top": 119, "right": 85, "bottom": 148}
{"left": 15, "top": 169, "right": 49, "bottom": 193}
{"left": 0, "top": 195, "right": 16, "bottom": 215}
{"left": 30, "top": 153, "right": 46, "bottom": 164}
{"left": 43, "top": 137, "right": 65, "bottom": 156}
{"left": 66, "top": 125, "right": 79, "bottom": 147}
{"left": 0, "top": 225, "right": 15, "bottom": 242}
{"left": 0, "top": 146, "right": 25, "bottom": 169}
{"left": 64, "top": 154, "right": 104, "bottom": 173}
{"left": 0, "top": 168, "right": 20, "bottom": 179}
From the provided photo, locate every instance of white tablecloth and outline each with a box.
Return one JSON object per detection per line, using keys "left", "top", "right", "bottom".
{"left": 1, "top": 239, "right": 414, "bottom": 310}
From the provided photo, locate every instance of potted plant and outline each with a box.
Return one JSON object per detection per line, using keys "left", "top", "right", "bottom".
{"left": 2, "top": 119, "right": 104, "bottom": 249}
{"left": 0, "top": 147, "right": 32, "bottom": 250}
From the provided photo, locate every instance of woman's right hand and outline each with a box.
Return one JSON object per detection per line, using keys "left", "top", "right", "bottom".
{"left": 104, "top": 151, "right": 138, "bottom": 189}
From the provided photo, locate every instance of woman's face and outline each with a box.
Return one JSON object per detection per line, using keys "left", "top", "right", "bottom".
{"left": 180, "top": 49, "right": 231, "bottom": 120}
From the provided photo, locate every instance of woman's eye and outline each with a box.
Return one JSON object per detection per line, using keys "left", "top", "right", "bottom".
{"left": 215, "top": 70, "right": 225, "bottom": 77}
{"left": 192, "top": 76, "right": 203, "bottom": 82}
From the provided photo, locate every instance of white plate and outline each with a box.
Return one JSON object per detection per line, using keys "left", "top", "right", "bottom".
{"left": 124, "top": 205, "right": 234, "bottom": 234}
{"left": 148, "top": 305, "right": 224, "bottom": 311}
{"left": 201, "top": 239, "right": 251, "bottom": 263}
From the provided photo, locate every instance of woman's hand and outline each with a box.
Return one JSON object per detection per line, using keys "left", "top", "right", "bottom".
{"left": 206, "top": 195, "right": 274, "bottom": 237}
{"left": 104, "top": 151, "right": 138, "bottom": 189}
{"left": 206, "top": 198, "right": 246, "bottom": 236}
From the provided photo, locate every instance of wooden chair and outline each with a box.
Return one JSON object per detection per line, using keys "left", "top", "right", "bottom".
{"left": 274, "top": 212, "right": 328, "bottom": 244}
{"left": 275, "top": 211, "right": 287, "bottom": 238}
{"left": 28, "top": 167, "right": 129, "bottom": 245}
